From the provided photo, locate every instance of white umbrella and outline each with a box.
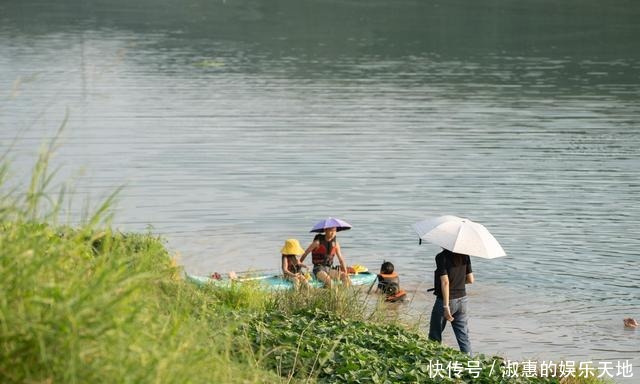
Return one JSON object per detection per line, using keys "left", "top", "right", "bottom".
{"left": 412, "top": 215, "right": 507, "bottom": 259}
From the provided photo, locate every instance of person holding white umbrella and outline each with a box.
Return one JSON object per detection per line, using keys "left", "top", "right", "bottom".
{"left": 429, "top": 247, "right": 474, "bottom": 354}
{"left": 413, "top": 215, "right": 507, "bottom": 356}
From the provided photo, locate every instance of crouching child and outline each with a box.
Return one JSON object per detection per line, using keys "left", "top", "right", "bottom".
{"left": 376, "top": 261, "right": 407, "bottom": 302}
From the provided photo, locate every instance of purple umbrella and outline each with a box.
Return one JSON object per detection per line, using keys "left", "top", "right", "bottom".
{"left": 310, "top": 217, "right": 352, "bottom": 233}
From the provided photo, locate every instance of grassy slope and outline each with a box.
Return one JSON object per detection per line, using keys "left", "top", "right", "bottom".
{"left": 0, "top": 222, "right": 280, "bottom": 383}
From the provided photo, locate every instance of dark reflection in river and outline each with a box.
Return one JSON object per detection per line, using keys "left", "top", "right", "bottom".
{"left": 1, "top": 0, "right": 639, "bottom": 378}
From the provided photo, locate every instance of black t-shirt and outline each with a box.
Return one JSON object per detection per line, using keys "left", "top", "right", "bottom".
{"left": 433, "top": 249, "right": 472, "bottom": 299}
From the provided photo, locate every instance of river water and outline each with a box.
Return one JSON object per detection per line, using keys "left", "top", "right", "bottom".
{"left": 1, "top": 0, "right": 639, "bottom": 380}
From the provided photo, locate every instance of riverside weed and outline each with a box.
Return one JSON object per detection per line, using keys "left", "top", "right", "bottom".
{"left": 0, "top": 136, "right": 280, "bottom": 383}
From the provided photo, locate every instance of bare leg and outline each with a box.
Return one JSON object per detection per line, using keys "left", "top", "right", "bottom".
{"left": 328, "top": 269, "right": 351, "bottom": 287}
{"left": 340, "top": 271, "right": 352, "bottom": 287}
{"left": 315, "top": 270, "right": 332, "bottom": 288}
{"left": 297, "top": 275, "right": 310, "bottom": 290}
{"left": 286, "top": 275, "right": 301, "bottom": 290}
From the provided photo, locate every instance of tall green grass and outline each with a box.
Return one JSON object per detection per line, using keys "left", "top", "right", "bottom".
{"left": 0, "top": 221, "right": 279, "bottom": 383}
{"left": 270, "top": 284, "right": 375, "bottom": 320}
{"left": 0, "top": 135, "right": 279, "bottom": 383}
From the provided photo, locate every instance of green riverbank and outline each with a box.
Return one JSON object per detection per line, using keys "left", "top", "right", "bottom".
{"left": 0, "top": 224, "right": 610, "bottom": 383}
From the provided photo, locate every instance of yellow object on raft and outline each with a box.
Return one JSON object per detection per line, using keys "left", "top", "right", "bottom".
{"left": 348, "top": 264, "right": 368, "bottom": 274}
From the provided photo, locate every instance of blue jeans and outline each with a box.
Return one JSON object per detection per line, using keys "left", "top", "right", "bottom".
{"left": 428, "top": 296, "right": 472, "bottom": 355}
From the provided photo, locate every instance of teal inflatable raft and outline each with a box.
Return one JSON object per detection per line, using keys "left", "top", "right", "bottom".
{"left": 186, "top": 271, "right": 377, "bottom": 290}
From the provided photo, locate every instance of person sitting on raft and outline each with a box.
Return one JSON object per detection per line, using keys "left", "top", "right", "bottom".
{"left": 281, "top": 238, "right": 310, "bottom": 290}
{"left": 300, "top": 226, "right": 351, "bottom": 288}
{"left": 375, "top": 261, "right": 407, "bottom": 302}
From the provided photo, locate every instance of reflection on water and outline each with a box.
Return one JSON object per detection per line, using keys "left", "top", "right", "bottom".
{"left": 2, "top": 0, "right": 639, "bottom": 377}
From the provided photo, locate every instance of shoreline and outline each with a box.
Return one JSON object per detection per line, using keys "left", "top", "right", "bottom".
{"left": 0, "top": 216, "right": 622, "bottom": 383}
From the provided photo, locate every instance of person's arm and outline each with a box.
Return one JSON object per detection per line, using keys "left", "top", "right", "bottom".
{"left": 465, "top": 256, "right": 473, "bottom": 284}
{"left": 440, "top": 274, "right": 454, "bottom": 321}
{"left": 299, "top": 241, "right": 318, "bottom": 264}
{"left": 466, "top": 273, "right": 474, "bottom": 284}
{"left": 335, "top": 242, "right": 347, "bottom": 273}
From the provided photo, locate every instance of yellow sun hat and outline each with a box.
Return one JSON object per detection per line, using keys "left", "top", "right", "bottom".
{"left": 281, "top": 238, "right": 305, "bottom": 256}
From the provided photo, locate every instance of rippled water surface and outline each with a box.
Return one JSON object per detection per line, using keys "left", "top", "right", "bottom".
{"left": 2, "top": 0, "right": 639, "bottom": 378}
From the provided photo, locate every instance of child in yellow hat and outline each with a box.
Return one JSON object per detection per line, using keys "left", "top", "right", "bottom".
{"left": 281, "top": 239, "right": 310, "bottom": 290}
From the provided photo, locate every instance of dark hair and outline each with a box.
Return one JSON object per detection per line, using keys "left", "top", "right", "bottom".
{"left": 380, "top": 261, "right": 394, "bottom": 274}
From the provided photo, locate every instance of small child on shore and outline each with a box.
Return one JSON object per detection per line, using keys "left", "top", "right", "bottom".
{"left": 375, "top": 261, "right": 407, "bottom": 302}
{"left": 281, "top": 238, "right": 310, "bottom": 290}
